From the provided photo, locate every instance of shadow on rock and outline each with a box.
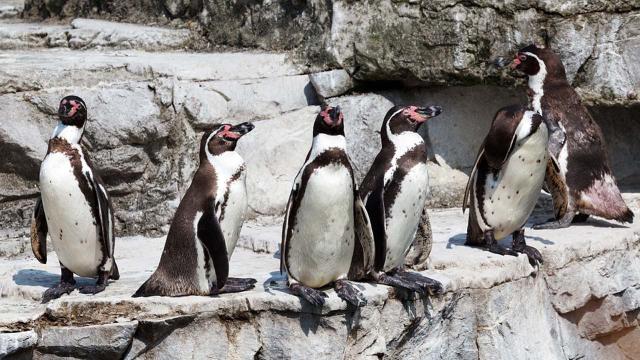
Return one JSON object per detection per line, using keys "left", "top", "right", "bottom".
{"left": 12, "top": 269, "right": 94, "bottom": 288}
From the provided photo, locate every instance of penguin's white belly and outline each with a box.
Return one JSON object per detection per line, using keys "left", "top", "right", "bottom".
{"left": 39, "top": 153, "right": 101, "bottom": 277}
{"left": 384, "top": 164, "right": 429, "bottom": 272}
{"left": 287, "top": 164, "right": 355, "bottom": 288}
{"left": 218, "top": 177, "right": 247, "bottom": 258}
{"left": 480, "top": 127, "right": 549, "bottom": 239}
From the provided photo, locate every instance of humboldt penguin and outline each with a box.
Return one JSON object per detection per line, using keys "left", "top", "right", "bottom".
{"left": 133, "top": 123, "right": 257, "bottom": 297}
{"left": 463, "top": 106, "right": 549, "bottom": 265}
{"left": 359, "top": 105, "right": 443, "bottom": 295}
{"left": 31, "top": 95, "right": 119, "bottom": 303}
{"left": 281, "top": 105, "right": 375, "bottom": 307}
{"left": 510, "top": 44, "right": 634, "bottom": 228}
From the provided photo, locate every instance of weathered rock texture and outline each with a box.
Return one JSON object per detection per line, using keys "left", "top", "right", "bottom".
{"left": 19, "top": 0, "right": 640, "bottom": 106}
{"left": 1, "top": 208, "right": 639, "bottom": 359}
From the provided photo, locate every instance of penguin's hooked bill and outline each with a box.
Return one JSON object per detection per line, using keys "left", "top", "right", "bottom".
{"left": 416, "top": 106, "right": 442, "bottom": 118}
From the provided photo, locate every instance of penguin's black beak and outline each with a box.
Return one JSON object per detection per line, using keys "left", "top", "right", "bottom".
{"left": 416, "top": 106, "right": 442, "bottom": 119}
{"left": 229, "top": 122, "right": 255, "bottom": 138}
{"left": 329, "top": 105, "right": 343, "bottom": 127}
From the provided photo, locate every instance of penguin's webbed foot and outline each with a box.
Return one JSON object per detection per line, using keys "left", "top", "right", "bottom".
{"left": 512, "top": 230, "right": 543, "bottom": 266}
{"left": 334, "top": 280, "right": 367, "bottom": 307}
{"left": 486, "top": 242, "right": 518, "bottom": 257}
{"left": 289, "top": 283, "right": 327, "bottom": 307}
{"left": 41, "top": 282, "right": 76, "bottom": 303}
{"left": 376, "top": 272, "right": 426, "bottom": 295}
{"left": 219, "top": 277, "right": 258, "bottom": 294}
{"left": 78, "top": 283, "right": 107, "bottom": 295}
{"left": 394, "top": 271, "right": 443, "bottom": 295}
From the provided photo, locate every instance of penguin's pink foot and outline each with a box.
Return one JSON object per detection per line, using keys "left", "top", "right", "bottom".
{"left": 219, "top": 277, "right": 257, "bottom": 293}
{"left": 42, "top": 283, "right": 75, "bottom": 303}
{"left": 334, "top": 279, "right": 367, "bottom": 307}
{"left": 394, "top": 271, "right": 443, "bottom": 295}
{"left": 289, "top": 283, "right": 327, "bottom": 307}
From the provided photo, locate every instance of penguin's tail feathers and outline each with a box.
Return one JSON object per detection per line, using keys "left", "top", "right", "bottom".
{"left": 132, "top": 277, "right": 162, "bottom": 298}
{"left": 110, "top": 260, "right": 120, "bottom": 280}
{"left": 577, "top": 174, "right": 634, "bottom": 224}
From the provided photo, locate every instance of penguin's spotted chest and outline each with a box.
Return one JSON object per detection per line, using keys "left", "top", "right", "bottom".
{"left": 464, "top": 106, "right": 548, "bottom": 265}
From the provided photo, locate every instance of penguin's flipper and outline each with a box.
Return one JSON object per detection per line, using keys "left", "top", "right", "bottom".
{"left": 404, "top": 206, "right": 432, "bottom": 271}
{"left": 198, "top": 199, "right": 230, "bottom": 290}
{"left": 89, "top": 172, "right": 116, "bottom": 273}
{"left": 365, "top": 175, "right": 387, "bottom": 273}
{"left": 31, "top": 196, "right": 48, "bottom": 264}
{"left": 544, "top": 152, "right": 569, "bottom": 220}
{"left": 463, "top": 147, "right": 484, "bottom": 213}
{"left": 280, "top": 181, "right": 299, "bottom": 275}
{"left": 348, "top": 189, "right": 375, "bottom": 280}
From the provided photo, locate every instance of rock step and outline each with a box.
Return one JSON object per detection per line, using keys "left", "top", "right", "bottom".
{"left": 0, "top": 207, "right": 639, "bottom": 359}
{"left": 0, "top": 18, "right": 199, "bottom": 51}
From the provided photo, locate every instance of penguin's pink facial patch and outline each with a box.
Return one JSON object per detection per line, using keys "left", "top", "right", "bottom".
{"left": 320, "top": 108, "right": 333, "bottom": 126}
{"left": 218, "top": 125, "right": 241, "bottom": 140}
{"left": 67, "top": 100, "right": 80, "bottom": 117}
{"left": 403, "top": 106, "right": 427, "bottom": 123}
{"left": 511, "top": 54, "right": 525, "bottom": 69}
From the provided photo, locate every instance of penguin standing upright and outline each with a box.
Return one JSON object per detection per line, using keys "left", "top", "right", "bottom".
{"left": 463, "top": 105, "right": 549, "bottom": 265}
{"left": 31, "top": 96, "right": 119, "bottom": 303}
{"left": 281, "top": 106, "right": 374, "bottom": 307}
{"left": 359, "top": 105, "right": 443, "bottom": 294}
{"left": 510, "top": 44, "right": 634, "bottom": 228}
{"left": 133, "top": 123, "right": 257, "bottom": 297}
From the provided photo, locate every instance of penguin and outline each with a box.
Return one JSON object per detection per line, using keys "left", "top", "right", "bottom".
{"left": 31, "top": 95, "right": 119, "bottom": 303}
{"left": 281, "top": 105, "right": 375, "bottom": 307}
{"left": 463, "top": 105, "right": 549, "bottom": 265}
{"left": 510, "top": 44, "right": 634, "bottom": 228}
{"left": 133, "top": 123, "right": 257, "bottom": 297}
{"left": 359, "top": 105, "right": 443, "bottom": 295}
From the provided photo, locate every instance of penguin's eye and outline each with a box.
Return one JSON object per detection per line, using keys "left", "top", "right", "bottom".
{"left": 403, "top": 110, "right": 410, "bottom": 116}
{"left": 519, "top": 55, "right": 527, "bottom": 62}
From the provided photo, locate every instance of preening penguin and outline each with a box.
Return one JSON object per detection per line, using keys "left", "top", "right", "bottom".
{"left": 281, "top": 106, "right": 374, "bottom": 307}
{"left": 32, "top": 96, "right": 119, "bottom": 303}
{"left": 510, "top": 44, "right": 634, "bottom": 228}
{"left": 464, "top": 106, "right": 548, "bottom": 265}
{"left": 359, "top": 105, "right": 443, "bottom": 295}
{"left": 133, "top": 123, "right": 257, "bottom": 297}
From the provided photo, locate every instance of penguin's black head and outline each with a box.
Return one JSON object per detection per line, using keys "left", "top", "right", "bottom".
{"left": 511, "top": 44, "right": 566, "bottom": 80}
{"left": 200, "top": 122, "right": 255, "bottom": 158}
{"left": 58, "top": 95, "right": 87, "bottom": 128}
{"left": 383, "top": 105, "right": 442, "bottom": 137}
{"left": 313, "top": 105, "right": 344, "bottom": 136}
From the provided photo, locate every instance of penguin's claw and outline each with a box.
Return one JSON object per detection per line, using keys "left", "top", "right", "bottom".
{"left": 219, "top": 277, "right": 257, "bottom": 293}
{"left": 334, "top": 280, "right": 367, "bottom": 307}
{"left": 487, "top": 243, "right": 519, "bottom": 257}
{"left": 78, "top": 284, "right": 107, "bottom": 295}
{"left": 394, "top": 271, "right": 444, "bottom": 296}
{"left": 514, "top": 245, "right": 544, "bottom": 266}
{"left": 41, "top": 283, "right": 75, "bottom": 303}
{"left": 289, "top": 284, "right": 326, "bottom": 307}
{"left": 377, "top": 273, "right": 426, "bottom": 295}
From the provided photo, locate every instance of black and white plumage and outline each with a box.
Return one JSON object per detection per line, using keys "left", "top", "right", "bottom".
{"left": 133, "top": 123, "right": 257, "bottom": 297}
{"left": 511, "top": 44, "right": 633, "bottom": 229}
{"left": 32, "top": 95, "right": 119, "bottom": 303}
{"left": 359, "top": 105, "right": 443, "bottom": 295}
{"left": 464, "top": 105, "right": 549, "bottom": 265}
{"left": 280, "top": 106, "right": 374, "bottom": 307}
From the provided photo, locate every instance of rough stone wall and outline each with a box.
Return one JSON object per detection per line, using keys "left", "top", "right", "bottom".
{"left": 21, "top": 0, "right": 640, "bottom": 106}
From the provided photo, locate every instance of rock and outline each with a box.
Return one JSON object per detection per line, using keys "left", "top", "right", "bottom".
{"left": 309, "top": 69, "right": 355, "bottom": 100}
{"left": 35, "top": 322, "right": 138, "bottom": 359}
{"left": 0, "top": 330, "right": 37, "bottom": 358}
{"left": 178, "top": 84, "right": 229, "bottom": 128}
{"left": 235, "top": 106, "right": 318, "bottom": 216}
{"left": 0, "top": 207, "right": 638, "bottom": 359}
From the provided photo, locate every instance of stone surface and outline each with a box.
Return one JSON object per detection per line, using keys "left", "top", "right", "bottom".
{"left": 0, "top": 330, "right": 36, "bottom": 357}
{"left": 0, "top": 206, "right": 639, "bottom": 359}
{"left": 18, "top": 0, "right": 640, "bottom": 106}
{"left": 309, "top": 69, "right": 355, "bottom": 100}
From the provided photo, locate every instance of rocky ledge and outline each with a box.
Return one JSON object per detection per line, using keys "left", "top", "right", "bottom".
{"left": 1, "top": 203, "right": 639, "bottom": 359}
